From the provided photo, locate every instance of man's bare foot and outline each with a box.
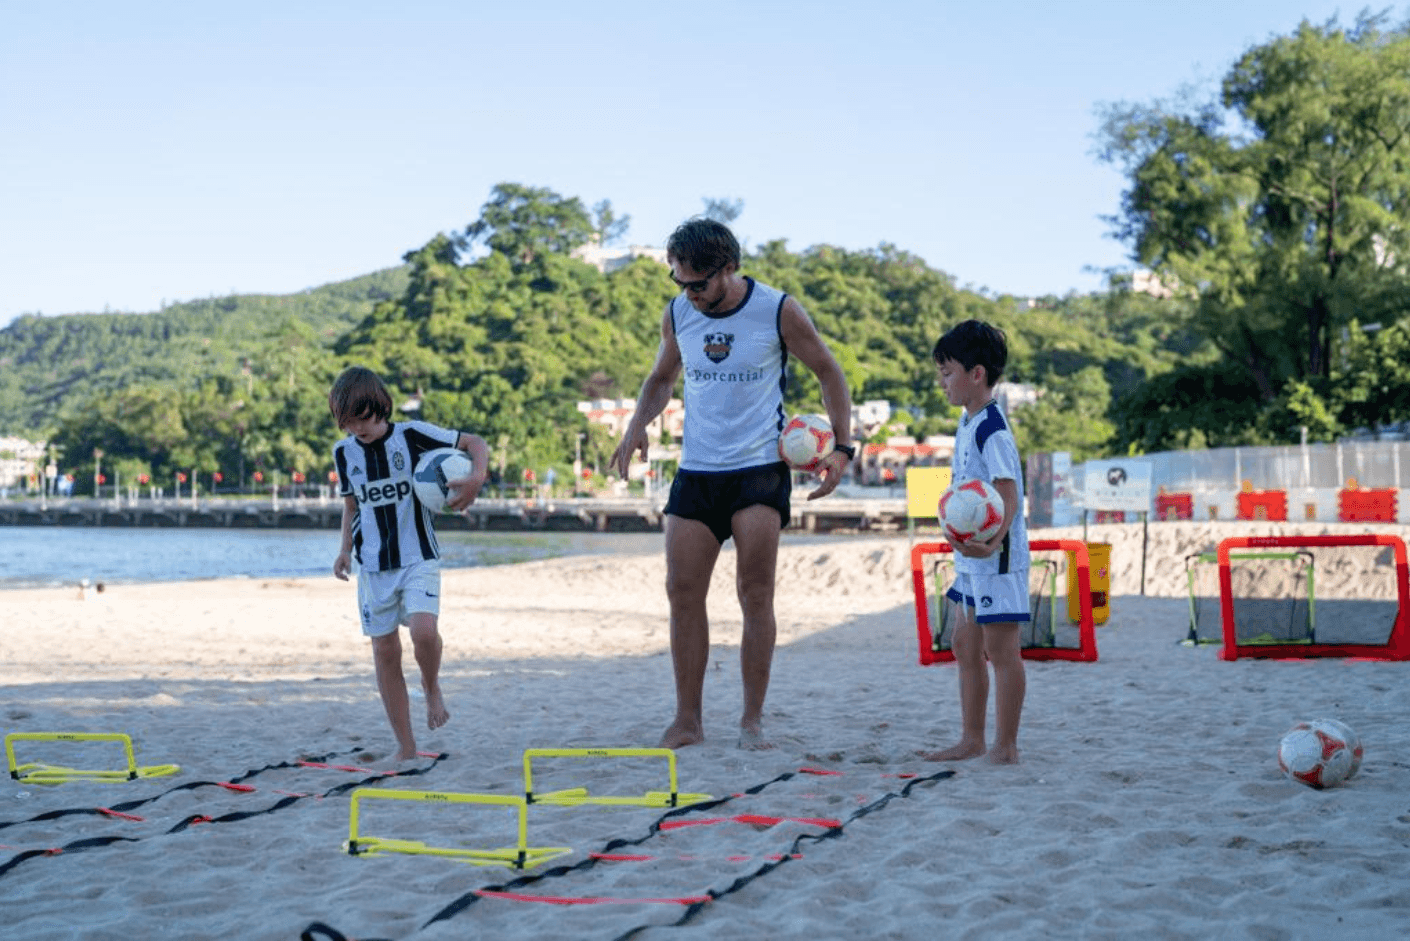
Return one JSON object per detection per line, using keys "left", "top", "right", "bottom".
{"left": 389, "top": 745, "right": 418, "bottom": 764}
{"left": 986, "top": 744, "right": 1020, "bottom": 764}
{"left": 426, "top": 687, "right": 449, "bottom": 730}
{"left": 918, "top": 741, "right": 986, "bottom": 762}
{"left": 659, "top": 719, "right": 704, "bottom": 749}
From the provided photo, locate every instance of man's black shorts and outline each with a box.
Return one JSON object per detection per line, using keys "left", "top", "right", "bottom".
{"left": 664, "top": 462, "right": 792, "bottom": 544}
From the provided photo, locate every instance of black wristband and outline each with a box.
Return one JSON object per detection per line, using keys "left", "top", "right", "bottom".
{"left": 833, "top": 442, "right": 856, "bottom": 460}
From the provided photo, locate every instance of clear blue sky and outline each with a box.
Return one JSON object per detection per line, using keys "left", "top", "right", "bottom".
{"left": 0, "top": 0, "right": 1385, "bottom": 328}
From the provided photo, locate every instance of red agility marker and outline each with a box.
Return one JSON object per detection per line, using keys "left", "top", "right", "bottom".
{"left": 658, "top": 814, "right": 841, "bottom": 831}
{"left": 475, "top": 889, "right": 712, "bottom": 906}
{"left": 97, "top": 808, "right": 145, "bottom": 821}
{"left": 590, "top": 851, "right": 803, "bottom": 863}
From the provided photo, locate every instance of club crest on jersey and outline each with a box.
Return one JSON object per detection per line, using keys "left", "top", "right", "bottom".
{"left": 392, "top": 451, "right": 405, "bottom": 471}
{"left": 702, "top": 332, "right": 733, "bottom": 364}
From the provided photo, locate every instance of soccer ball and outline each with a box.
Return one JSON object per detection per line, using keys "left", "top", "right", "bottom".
{"left": 1277, "top": 721, "right": 1354, "bottom": 789}
{"left": 939, "top": 479, "right": 1005, "bottom": 544}
{"left": 1310, "top": 718, "right": 1363, "bottom": 779}
{"left": 778, "top": 415, "right": 836, "bottom": 471}
{"left": 412, "top": 447, "right": 474, "bottom": 513}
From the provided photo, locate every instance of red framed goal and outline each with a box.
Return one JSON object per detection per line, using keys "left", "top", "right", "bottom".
{"left": 911, "top": 540, "right": 1098, "bottom": 664}
{"left": 1217, "top": 533, "right": 1410, "bottom": 661}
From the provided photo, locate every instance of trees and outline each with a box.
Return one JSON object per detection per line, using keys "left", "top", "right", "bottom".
{"left": 591, "top": 199, "right": 631, "bottom": 246}
{"left": 1098, "top": 12, "right": 1410, "bottom": 429}
{"left": 461, "top": 183, "right": 594, "bottom": 266}
{"left": 701, "top": 197, "right": 744, "bottom": 224}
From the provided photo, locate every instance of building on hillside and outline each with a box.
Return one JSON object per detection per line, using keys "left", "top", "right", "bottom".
{"left": 1131, "top": 269, "right": 1176, "bottom": 298}
{"left": 995, "top": 381, "right": 1039, "bottom": 415}
{"left": 578, "top": 398, "right": 684, "bottom": 443}
{"left": 860, "top": 436, "right": 955, "bottom": 486}
{"left": 0, "top": 436, "right": 46, "bottom": 490}
{"left": 571, "top": 240, "right": 669, "bottom": 274}
{"left": 855, "top": 400, "right": 894, "bottom": 439}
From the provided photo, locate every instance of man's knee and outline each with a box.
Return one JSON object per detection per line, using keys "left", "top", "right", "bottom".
{"left": 371, "top": 632, "right": 402, "bottom": 664}
{"left": 735, "top": 571, "right": 775, "bottom": 612}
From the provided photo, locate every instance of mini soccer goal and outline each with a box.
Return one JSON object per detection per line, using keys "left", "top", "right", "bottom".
{"left": 1184, "top": 534, "right": 1410, "bottom": 661}
{"left": 911, "top": 539, "right": 1098, "bottom": 663}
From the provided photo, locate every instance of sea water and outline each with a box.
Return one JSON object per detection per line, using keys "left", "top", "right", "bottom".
{"left": 0, "top": 527, "right": 856, "bottom": 590}
{"left": 0, "top": 527, "right": 668, "bottom": 590}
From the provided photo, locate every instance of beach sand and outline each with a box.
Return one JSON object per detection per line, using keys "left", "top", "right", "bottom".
{"left": 3, "top": 521, "right": 1409, "bottom": 940}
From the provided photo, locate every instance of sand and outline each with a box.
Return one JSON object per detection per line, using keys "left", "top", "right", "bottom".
{"left": 2, "top": 520, "right": 1409, "bottom": 940}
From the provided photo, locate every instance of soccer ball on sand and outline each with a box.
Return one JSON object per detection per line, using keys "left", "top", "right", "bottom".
{"left": 1277, "top": 720, "right": 1358, "bottom": 789}
{"left": 778, "top": 415, "right": 836, "bottom": 471}
{"left": 412, "top": 447, "right": 474, "bottom": 513}
{"left": 939, "top": 479, "right": 1005, "bottom": 544}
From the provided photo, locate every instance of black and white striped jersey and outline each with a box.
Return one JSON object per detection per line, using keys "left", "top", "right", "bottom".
{"left": 333, "top": 420, "right": 460, "bottom": 572}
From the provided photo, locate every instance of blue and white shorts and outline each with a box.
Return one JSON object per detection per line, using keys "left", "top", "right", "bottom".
{"left": 946, "top": 570, "right": 1030, "bottom": 625}
{"left": 357, "top": 559, "right": 442, "bottom": 637}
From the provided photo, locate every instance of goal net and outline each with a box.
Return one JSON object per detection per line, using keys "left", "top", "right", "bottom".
{"left": 1186, "top": 534, "right": 1410, "bottom": 661}
{"left": 911, "top": 539, "right": 1098, "bottom": 663}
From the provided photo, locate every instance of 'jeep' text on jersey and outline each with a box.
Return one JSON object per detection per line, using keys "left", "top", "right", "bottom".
{"left": 671, "top": 277, "right": 789, "bottom": 472}
{"left": 333, "top": 421, "right": 460, "bottom": 572}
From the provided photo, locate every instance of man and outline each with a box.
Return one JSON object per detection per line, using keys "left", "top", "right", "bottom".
{"left": 610, "top": 218, "right": 853, "bottom": 749}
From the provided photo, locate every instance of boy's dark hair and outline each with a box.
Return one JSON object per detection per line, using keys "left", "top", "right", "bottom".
{"left": 932, "top": 320, "right": 1008, "bottom": 387}
{"left": 666, "top": 218, "right": 741, "bottom": 273}
{"left": 329, "top": 366, "right": 392, "bottom": 427}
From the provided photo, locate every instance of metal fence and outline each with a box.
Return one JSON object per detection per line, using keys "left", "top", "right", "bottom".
{"left": 1030, "top": 440, "right": 1410, "bottom": 526}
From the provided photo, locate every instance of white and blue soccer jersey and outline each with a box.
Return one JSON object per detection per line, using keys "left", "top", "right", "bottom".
{"left": 951, "top": 400, "right": 1028, "bottom": 576}
{"left": 333, "top": 420, "right": 460, "bottom": 573}
{"left": 671, "top": 277, "right": 789, "bottom": 472}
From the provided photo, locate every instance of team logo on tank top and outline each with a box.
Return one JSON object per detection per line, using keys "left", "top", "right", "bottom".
{"left": 703, "top": 332, "right": 733, "bottom": 363}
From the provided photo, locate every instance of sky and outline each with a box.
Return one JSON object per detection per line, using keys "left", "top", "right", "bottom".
{"left": 0, "top": 0, "right": 1390, "bottom": 328}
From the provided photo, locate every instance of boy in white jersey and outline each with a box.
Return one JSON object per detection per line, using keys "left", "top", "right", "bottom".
{"left": 329, "top": 366, "right": 490, "bottom": 763}
{"left": 610, "top": 219, "right": 853, "bottom": 750}
{"left": 924, "top": 320, "right": 1029, "bottom": 765}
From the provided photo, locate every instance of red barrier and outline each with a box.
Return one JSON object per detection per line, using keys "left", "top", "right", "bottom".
{"left": 1155, "top": 492, "right": 1193, "bottom": 521}
{"left": 1338, "top": 488, "right": 1397, "bottom": 522}
{"left": 1236, "top": 489, "right": 1288, "bottom": 522}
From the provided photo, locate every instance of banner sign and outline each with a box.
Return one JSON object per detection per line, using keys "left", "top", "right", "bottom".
{"left": 1083, "top": 460, "right": 1152, "bottom": 512}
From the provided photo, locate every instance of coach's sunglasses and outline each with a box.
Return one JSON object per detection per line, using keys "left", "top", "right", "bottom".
{"left": 671, "top": 265, "right": 722, "bottom": 293}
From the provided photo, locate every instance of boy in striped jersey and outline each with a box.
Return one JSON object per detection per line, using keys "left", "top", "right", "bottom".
{"left": 330, "top": 366, "right": 490, "bottom": 762}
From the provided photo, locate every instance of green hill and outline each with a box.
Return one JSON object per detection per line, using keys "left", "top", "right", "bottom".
{"left": 0, "top": 267, "right": 409, "bottom": 436}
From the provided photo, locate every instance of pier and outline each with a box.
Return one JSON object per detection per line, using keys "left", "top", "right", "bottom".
{"left": 0, "top": 495, "right": 908, "bottom": 534}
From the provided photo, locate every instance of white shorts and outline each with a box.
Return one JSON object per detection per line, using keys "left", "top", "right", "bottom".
{"left": 356, "top": 559, "right": 442, "bottom": 637}
{"left": 946, "top": 570, "right": 1030, "bottom": 625}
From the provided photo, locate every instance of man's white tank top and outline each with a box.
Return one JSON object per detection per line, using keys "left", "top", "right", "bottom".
{"left": 671, "top": 277, "right": 788, "bottom": 472}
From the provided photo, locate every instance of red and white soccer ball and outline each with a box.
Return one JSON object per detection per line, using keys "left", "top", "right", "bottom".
{"left": 778, "top": 415, "right": 836, "bottom": 472}
{"left": 1277, "top": 719, "right": 1359, "bottom": 789}
{"left": 939, "top": 479, "right": 1005, "bottom": 544}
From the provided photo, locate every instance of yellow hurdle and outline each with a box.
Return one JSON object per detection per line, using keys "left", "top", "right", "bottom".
{"left": 345, "top": 788, "right": 572, "bottom": 870}
{"left": 5, "top": 732, "right": 180, "bottom": 785}
{"left": 522, "top": 747, "right": 711, "bottom": 808}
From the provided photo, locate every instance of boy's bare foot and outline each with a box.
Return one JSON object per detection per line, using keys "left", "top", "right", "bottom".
{"left": 426, "top": 687, "right": 449, "bottom": 730}
{"left": 986, "top": 744, "right": 1020, "bottom": 764}
{"left": 918, "top": 741, "right": 986, "bottom": 762}
{"left": 738, "top": 723, "right": 774, "bottom": 751}
{"left": 659, "top": 719, "right": 704, "bottom": 749}
{"left": 389, "top": 746, "right": 418, "bottom": 764}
